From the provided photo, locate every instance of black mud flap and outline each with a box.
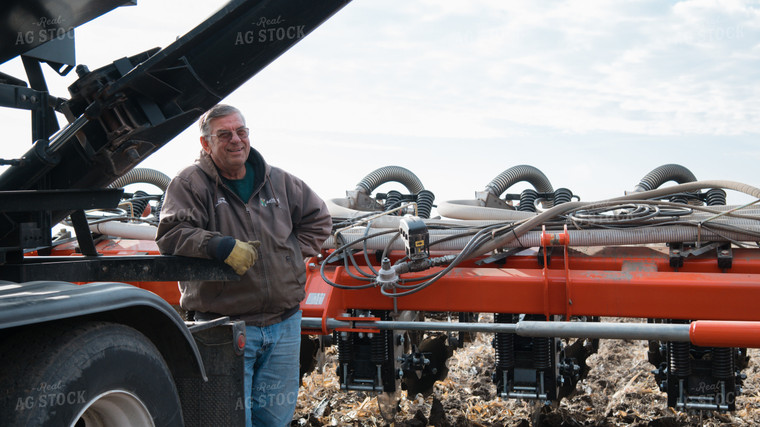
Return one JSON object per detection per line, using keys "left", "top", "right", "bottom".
{"left": 176, "top": 320, "right": 247, "bottom": 427}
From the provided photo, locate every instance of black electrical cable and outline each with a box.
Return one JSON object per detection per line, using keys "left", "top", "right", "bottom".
{"left": 378, "top": 222, "right": 520, "bottom": 297}
{"left": 362, "top": 222, "right": 383, "bottom": 276}
{"left": 381, "top": 232, "right": 401, "bottom": 264}
{"left": 371, "top": 221, "right": 505, "bottom": 288}
{"left": 568, "top": 204, "right": 664, "bottom": 226}
{"left": 567, "top": 203, "right": 695, "bottom": 226}
{"left": 332, "top": 232, "right": 374, "bottom": 280}
{"left": 330, "top": 210, "right": 386, "bottom": 229}
{"left": 320, "top": 228, "right": 398, "bottom": 290}
{"left": 324, "top": 192, "right": 760, "bottom": 296}
{"left": 691, "top": 221, "right": 760, "bottom": 239}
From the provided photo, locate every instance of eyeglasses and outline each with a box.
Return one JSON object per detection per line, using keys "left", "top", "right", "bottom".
{"left": 206, "top": 127, "right": 249, "bottom": 143}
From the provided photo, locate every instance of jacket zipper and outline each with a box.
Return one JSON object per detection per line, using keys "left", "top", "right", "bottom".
{"left": 244, "top": 204, "right": 270, "bottom": 309}
{"left": 219, "top": 178, "right": 271, "bottom": 311}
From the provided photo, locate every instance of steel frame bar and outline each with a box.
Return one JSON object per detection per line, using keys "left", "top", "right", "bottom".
{"left": 304, "top": 263, "right": 760, "bottom": 320}
{"left": 301, "top": 246, "right": 760, "bottom": 340}
{"left": 301, "top": 317, "right": 760, "bottom": 348}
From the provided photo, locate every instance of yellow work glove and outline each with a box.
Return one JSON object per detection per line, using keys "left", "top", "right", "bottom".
{"left": 224, "top": 240, "right": 261, "bottom": 275}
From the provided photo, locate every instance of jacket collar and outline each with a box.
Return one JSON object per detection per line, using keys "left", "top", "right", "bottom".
{"left": 196, "top": 147, "right": 268, "bottom": 185}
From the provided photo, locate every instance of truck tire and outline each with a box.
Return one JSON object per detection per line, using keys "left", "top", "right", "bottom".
{"left": 0, "top": 321, "right": 183, "bottom": 427}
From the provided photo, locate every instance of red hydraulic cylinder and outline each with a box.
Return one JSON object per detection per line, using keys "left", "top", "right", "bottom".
{"left": 690, "top": 321, "right": 760, "bottom": 348}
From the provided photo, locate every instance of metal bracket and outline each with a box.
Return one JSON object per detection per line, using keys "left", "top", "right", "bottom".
{"left": 537, "top": 246, "right": 553, "bottom": 268}
{"left": 334, "top": 316, "right": 381, "bottom": 334}
{"left": 540, "top": 226, "right": 571, "bottom": 319}
{"left": 669, "top": 243, "right": 684, "bottom": 269}
{"left": 69, "top": 209, "right": 98, "bottom": 256}
{"left": 476, "top": 247, "right": 523, "bottom": 266}
{"left": 717, "top": 244, "right": 733, "bottom": 270}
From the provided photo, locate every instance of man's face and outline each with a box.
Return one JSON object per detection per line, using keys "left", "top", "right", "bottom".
{"left": 200, "top": 113, "right": 251, "bottom": 179}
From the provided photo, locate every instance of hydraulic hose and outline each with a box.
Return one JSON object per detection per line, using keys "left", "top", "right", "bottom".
{"left": 632, "top": 164, "right": 697, "bottom": 193}
{"left": 338, "top": 205, "right": 760, "bottom": 231}
{"left": 437, "top": 199, "right": 537, "bottom": 220}
{"left": 322, "top": 180, "right": 760, "bottom": 304}
{"left": 518, "top": 189, "right": 539, "bottom": 212}
{"left": 322, "top": 223, "right": 760, "bottom": 252}
{"left": 553, "top": 188, "right": 573, "bottom": 205}
{"left": 330, "top": 166, "right": 432, "bottom": 219}
{"left": 416, "top": 189, "right": 435, "bottom": 219}
{"left": 127, "top": 190, "right": 150, "bottom": 218}
{"left": 326, "top": 198, "right": 367, "bottom": 218}
{"left": 326, "top": 197, "right": 760, "bottom": 251}
{"left": 438, "top": 165, "right": 554, "bottom": 218}
{"left": 384, "top": 190, "right": 403, "bottom": 213}
{"left": 484, "top": 165, "right": 554, "bottom": 196}
{"left": 89, "top": 222, "right": 157, "bottom": 240}
{"left": 322, "top": 182, "right": 760, "bottom": 301}
{"left": 705, "top": 188, "right": 727, "bottom": 206}
{"left": 355, "top": 166, "right": 425, "bottom": 195}
{"left": 437, "top": 199, "right": 760, "bottom": 222}
{"left": 472, "top": 180, "right": 760, "bottom": 258}
{"left": 108, "top": 168, "right": 171, "bottom": 191}
{"left": 107, "top": 167, "right": 171, "bottom": 221}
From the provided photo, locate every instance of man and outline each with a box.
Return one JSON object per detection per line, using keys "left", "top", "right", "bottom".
{"left": 156, "top": 104, "right": 332, "bottom": 427}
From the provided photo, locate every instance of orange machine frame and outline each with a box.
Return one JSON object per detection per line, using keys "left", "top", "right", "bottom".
{"left": 48, "top": 238, "right": 181, "bottom": 305}
{"left": 44, "top": 231, "right": 760, "bottom": 347}
{"left": 301, "top": 229, "right": 760, "bottom": 347}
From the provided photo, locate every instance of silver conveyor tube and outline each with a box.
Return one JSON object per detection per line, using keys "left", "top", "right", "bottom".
{"left": 472, "top": 180, "right": 760, "bottom": 258}
{"left": 323, "top": 224, "right": 760, "bottom": 251}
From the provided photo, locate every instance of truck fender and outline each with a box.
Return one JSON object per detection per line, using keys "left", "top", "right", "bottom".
{"left": 0, "top": 280, "right": 206, "bottom": 381}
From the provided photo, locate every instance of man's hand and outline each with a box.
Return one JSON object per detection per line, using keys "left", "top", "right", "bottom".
{"left": 224, "top": 240, "right": 261, "bottom": 275}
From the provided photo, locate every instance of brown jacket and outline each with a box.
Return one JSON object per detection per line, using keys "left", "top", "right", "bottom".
{"left": 156, "top": 148, "right": 331, "bottom": 326}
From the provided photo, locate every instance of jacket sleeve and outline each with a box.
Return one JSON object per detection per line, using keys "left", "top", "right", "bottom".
{"left": 289, "top": 178, "right": 332, "bottom": 257}
{"left": 155, "top": 172, "right": 220, "bottom": 258}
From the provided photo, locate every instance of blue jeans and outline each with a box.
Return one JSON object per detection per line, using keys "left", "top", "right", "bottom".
{"left": 243, "top": 311, "right": 301, "bottom": 427}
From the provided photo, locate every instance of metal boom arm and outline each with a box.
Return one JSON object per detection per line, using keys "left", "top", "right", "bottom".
{"left": 0, "top": 0, "right": 350, "bottom": 204}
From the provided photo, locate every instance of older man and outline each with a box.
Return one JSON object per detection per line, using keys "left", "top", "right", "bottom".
{"left": 156, "top": 104, "right": 332, "bottom": 426}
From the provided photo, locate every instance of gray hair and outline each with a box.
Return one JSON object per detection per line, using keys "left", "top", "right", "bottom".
{"left": 198, "top": 104, "right": 245, "bottom": 136}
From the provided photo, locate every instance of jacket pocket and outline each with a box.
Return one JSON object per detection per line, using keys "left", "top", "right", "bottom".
{"left": 285, "top": 254, "right": 306, "bottom": 285}
{"left": 279, "top": 254, "right": 306, "bottom": 308}
{"left": 181, "top": 280, "right": 227, "bottom": 312}
{"left": 200, "top": 280, "right": 226, "bottom": 300}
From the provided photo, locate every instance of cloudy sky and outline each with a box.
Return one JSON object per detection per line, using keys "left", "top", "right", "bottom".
{"left": 2, "top": 0, "right": 759, "bottom": 208}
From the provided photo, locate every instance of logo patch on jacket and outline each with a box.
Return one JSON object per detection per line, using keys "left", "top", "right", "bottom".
{"left": 215, "top": 197, "right": 229, "bottom": 207}
{"left": 260, "top": 197, "right": 280, "bottom": 207}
